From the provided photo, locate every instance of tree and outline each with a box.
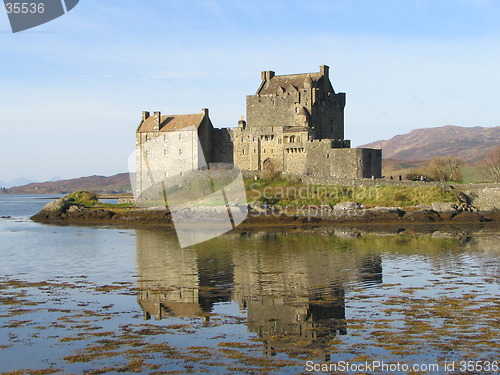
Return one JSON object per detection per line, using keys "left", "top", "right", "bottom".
{"left": 427, "top": 156, "right": 464, "bottom": 182}
{"left": 483, "top": 146, "right": 500, "bottom": 182}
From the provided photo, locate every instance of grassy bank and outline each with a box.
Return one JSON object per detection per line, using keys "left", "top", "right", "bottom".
{"left": 245, "top": 176, "right": 457, "bottom": 207}
{"left": 68, "top": 175, "right": 460, "bottom": 210}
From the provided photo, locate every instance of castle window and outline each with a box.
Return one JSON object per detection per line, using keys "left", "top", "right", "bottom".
{"left": 278, "top": 138, "right": 282, "bottom": 144}
{"left": 253, "top": 136, "right": 257, "bottom": 142}
{"left": 179, "top": 133, "right": 183, "bottom": 141}
{"left": 242, "top": 137, "right": 246, "bottom": 142}
{"left": 165, "top": 171, "right": 169, "bottom": 177}
{"left": 326, "top": 153, "right": 330, "bottom": 158}
{"left": 284, "top": 136, "right": 289, "bottom": 143}
{"left": 164, "top": 149, "right": 168, "bottom": 156}
{"left": 179, "top": 171, "right": 183, "bottom": 177}
{"left": 179, "top": 149, "right": 183, "bottom": 156}
{"left": 290, "top": 136, "right": 296, "bottom": 143}
{"left": 164, "top": 134, "right": 168, "bottom": 141}
{"left": 145, "top": 150, "right": 151, "bottom": 156}
{"left": 145, "top": 135, "right": 151, "bottom": 141}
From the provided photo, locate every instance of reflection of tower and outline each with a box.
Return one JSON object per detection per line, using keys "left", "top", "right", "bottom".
{"left": 232, "top": 234, "right": 349, "bottom": 357}
{"left": 246, "top": 294, "right": 346, "bottom": 357}
{"left": 136, "top": 229, "right": 200, "bottom": 319}
{"left": 231, "top": 233, "right": 385, "bottom": 357}
{"left": 135, "top": 229, "right": 233, "bottom": 319}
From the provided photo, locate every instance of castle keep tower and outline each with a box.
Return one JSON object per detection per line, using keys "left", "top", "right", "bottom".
{"left": 233, "top": 65, "right": 380, "bottom": 178}
{"left": 247, "top": 65, "right": 346, "bottom": 140}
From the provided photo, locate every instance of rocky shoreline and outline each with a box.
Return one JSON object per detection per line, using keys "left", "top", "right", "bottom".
{"left": 30, "top": 196, "right": 500, "bottom": 230}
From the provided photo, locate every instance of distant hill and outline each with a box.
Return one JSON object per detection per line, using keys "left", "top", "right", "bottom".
{"left": 360, "top": 125, "right": 500, "bottom": 163}
{"left": 0, "top": 177, "right": 35, "bottom": 189}
{"left": 2, "top": 173, "right": 131, "bottom": 195}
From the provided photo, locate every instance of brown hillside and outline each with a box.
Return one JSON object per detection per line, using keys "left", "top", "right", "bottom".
{"left": 361, "top": 125, "right": 500, "bottom": 163}
{"left": 4, "top": 173, "right": 131, "bottom": 195}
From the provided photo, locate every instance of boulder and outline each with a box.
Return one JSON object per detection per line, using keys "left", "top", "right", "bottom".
{"left": 431, "top": 202, "right": 457, "bottom": 213}
{"left": 332, "top": 201, "right": 362, "bottom": 211}
{"left": 41, "top": 197, "right": 74, "bottom": 213}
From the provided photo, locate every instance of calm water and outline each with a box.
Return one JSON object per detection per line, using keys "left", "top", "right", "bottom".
{"left": 0, "top": 195, "right": 499, "bottom": 374}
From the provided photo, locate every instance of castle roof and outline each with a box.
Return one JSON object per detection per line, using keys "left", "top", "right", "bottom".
{"left": 257, "top": 72, "right": 323, "bottom": 95}
{"left": 137, "top": 113, "right": 205, "bottom": 133}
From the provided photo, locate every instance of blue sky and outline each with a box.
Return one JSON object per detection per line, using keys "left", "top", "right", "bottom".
{"left": 1, "top": 0, "right": 499, "bottom": 182}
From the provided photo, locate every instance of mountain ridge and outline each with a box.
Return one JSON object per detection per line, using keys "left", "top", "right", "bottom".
{"left": 360, "top": 125, "right": 500, "bottom": 163}
{"left": 1, "top": 173, "right": 131, "bottom": 195}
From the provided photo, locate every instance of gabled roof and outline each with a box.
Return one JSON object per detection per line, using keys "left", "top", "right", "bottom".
{"left": 257, "top": 72, "right": 323, "bottom": 95}
{"left": 137, "top": 113, "right": 204, "bottom": 133}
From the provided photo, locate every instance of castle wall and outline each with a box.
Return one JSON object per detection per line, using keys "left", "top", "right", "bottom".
{"left": 358, "top": 148, "right": 383, "bottom": 179}
{"left": 197, "top": 116, "right": 213, "bottom": 163}
{"left": 280, "top": 143, "right": 382, "bottom": 179}
{"left": 247, "top": 93, "right": 301, "bottom": 129}
{"left": 312, "top": 92, "right": 345, "bottom": 140}
{"left": 136, "top": 129, "right": 201, "bottom": 197}
{"left": 328, "top": 149, "right": 365, "bottom": 178}
{"left": 212, "top": 128, "right": 234, "bottom": 164}
{"left": 233, "top": 126, "right": 287, "bottom": 172}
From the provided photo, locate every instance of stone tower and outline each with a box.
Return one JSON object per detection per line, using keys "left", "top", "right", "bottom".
{"left": 246, "top": 64, "right": 346, "bottom": 140}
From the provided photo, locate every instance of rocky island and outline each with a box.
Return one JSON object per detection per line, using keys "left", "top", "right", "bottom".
{"left": 31, "top": 182, "right": 500, "bottom": 231}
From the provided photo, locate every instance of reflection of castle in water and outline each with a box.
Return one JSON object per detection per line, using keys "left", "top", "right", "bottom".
{"left": 135, "top": 230, "right": 382, "bottom": 355}
{"left": 231, "top": 234, "right": 382, "bottom": 356}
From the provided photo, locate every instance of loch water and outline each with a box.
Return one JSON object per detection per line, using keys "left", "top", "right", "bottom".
{"left": 0, "top": 195, "right": 499, "bottom": 374}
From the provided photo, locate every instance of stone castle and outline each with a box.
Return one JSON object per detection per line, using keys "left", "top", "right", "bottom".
{"left": 136, "top": 65, "right": 381, "bottom": 192}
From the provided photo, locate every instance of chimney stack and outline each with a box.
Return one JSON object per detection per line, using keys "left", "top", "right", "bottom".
{"left": 238, "top": 115, "right": 246, "bottom": 129}
{"left": 153, "top": 111, "right": 161, "bottom": 131}
{"left": 142, "top": 111, "right": 150, "bottom": 121}
{"left": 261, "top": 70, "right": 275, "bottom": 81}
{"left": 320, "top": 65, "right": 329, "bottom": 78}
{"left": 201, "top": 108, "right": 209, "bottom": 116}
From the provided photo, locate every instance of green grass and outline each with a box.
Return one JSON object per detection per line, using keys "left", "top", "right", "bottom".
{"left": 245, "top": 177, "right": 457, "bottom": 207}
{"left": 66, "top": 191, "right": 99, "bottom": 207}
{"left": 99, "top": 203, "right": 136, "bottom": 208}
{"left": 68, "top": 173, "right": 460, "bottom": 211}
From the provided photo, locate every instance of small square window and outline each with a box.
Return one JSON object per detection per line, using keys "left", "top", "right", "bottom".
{"left": 179, "top": 149, "right": 183, "bottom": 155}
